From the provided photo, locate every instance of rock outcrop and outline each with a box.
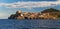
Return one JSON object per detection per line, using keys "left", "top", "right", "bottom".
{"left": 8, "top": 10, "right": 41, "bottom": 19}
{"left": 8, "top": 10, "right": 24, "bottom": 19}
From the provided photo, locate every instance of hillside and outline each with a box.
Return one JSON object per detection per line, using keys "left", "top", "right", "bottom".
{"left": 41, "top": 8, "right": 60, "bottom": 13}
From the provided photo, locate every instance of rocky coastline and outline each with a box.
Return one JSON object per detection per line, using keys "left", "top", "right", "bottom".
{"left": 8, "top": 8, "right": 60, "bottom": 19}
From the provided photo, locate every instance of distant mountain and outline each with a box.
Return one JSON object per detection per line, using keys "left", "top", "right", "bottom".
{"left": 41, "top": 8, "right": 60, "bottom": 13}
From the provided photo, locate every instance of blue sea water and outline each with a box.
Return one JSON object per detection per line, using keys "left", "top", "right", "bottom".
{"left": 0, "top": 19, "right": 60, "bottom": 29}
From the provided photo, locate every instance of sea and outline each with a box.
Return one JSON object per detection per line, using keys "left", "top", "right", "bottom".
{"left": 0, "top": 19, "right": 60, "bottom": 29}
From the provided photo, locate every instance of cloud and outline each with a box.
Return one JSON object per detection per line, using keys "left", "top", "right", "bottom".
{"left": 57, "top": 0, "right": 60, "bottom": 1}
{"left": 0, "top": 1, "right": 60, "bottom": 8}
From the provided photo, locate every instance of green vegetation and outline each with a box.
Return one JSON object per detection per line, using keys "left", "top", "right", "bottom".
{"left": 41, "top": 8, "right": 60, "bottom": 18}
{"left": 41, "top": 8, "right": 60, "bottom": 13}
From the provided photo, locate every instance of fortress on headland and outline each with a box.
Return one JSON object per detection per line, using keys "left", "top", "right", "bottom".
{"left": 8, "top": 8, "right": 60, "bottom": 19}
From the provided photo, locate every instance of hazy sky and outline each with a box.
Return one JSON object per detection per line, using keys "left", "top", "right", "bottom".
{"left": 0, "top": 0, "right": 60, "bottom": 19}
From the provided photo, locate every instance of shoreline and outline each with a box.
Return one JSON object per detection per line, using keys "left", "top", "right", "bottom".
{"left": 8, "top": 8, "right": 60, "bottom": 19}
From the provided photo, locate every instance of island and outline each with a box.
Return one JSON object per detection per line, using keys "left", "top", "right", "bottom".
{"left": 8, "top": 8, "right": 60, "bottom": 19}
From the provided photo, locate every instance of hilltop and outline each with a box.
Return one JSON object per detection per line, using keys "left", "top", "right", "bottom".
{"left": 41, "top": 8, "right": 60, "bottom": 13}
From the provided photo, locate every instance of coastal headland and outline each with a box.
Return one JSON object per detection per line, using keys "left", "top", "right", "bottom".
{"left": 8, "top": 8, "right": 60, "bottom": 19}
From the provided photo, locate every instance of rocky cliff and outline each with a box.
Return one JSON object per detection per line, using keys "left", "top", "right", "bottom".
{"left": 8, "top": 10, "right": 40, "bottom": 19}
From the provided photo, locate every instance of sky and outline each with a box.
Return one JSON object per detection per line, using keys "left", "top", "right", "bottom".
{"left": 0, "top": 0, "right": 60, "bottom": 19}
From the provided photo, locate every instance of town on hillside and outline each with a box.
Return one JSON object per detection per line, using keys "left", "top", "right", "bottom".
{"left": 8, "top": 8, "right": 60, "bottom": 19}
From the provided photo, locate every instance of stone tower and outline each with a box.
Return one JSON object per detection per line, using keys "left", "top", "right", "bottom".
{"left": 16, "top": 10, "right": 22, "bottom": 14}
{"left": 16, "top": 10, "right": 22, "bottom": 16}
